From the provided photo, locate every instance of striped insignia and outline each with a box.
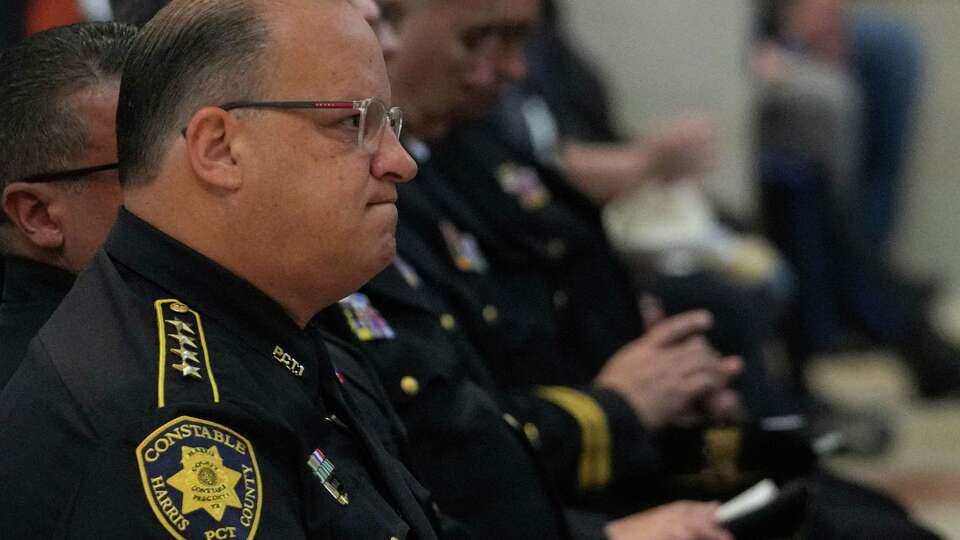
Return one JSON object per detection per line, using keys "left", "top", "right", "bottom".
{"left": 496, "top": 162, "right": 551, "bottom": 211}
{"left": 393, "top": 257, "right": 421, "bottom": 289}
{"left": 338, "top": 293, "right": 395, "bottom": 341}
{"left": 155, "top": 299, "right": 220, "bottom": 408}
{"left": 307, "top": 449, "right": 349, "bottom": 505}
{"left": 535, "top": 386, "right": 611, "bottom": 493}
{"left": 439, "top": 220, "right": 488, "bottom": 273}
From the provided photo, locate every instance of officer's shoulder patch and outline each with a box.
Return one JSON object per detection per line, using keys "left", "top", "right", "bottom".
{"left": 155, "top": 299, "right": 220, "bottom": 408}
{"left": 136, "top": 415, "right": 263, "bottom": 540}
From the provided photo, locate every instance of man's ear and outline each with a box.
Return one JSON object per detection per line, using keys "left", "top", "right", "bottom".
{"left": 1, "top": 183, "right": 65, "bottom": 250}
{"left": 184, "top": 106, "right": 245, "bottom": 191}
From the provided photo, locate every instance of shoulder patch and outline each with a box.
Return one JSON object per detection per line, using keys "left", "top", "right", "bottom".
{"left": 155, "top": 299, "right": 219, "bottom": 408}
{"left": 136, "top": 416, "right": 263, "bottom": 540}
{"left": 338, "top": 293, "right": 395, "bottom": 341}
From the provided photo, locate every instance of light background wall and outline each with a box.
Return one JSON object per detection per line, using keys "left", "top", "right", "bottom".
{"left": 560, "top": 0, "right": 960, "bottom": 285}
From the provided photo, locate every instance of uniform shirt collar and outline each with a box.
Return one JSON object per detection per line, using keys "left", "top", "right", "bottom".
{"left": 103, "top": 208, "right": 315, "bottom": 354}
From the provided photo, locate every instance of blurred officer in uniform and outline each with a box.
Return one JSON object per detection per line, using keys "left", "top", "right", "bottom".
{"left": 0, "top": 22, "right": 130, "bottom": 389}
{"left": 0, "top": 0, "right": 442, "bottom": 538}
{"left": 390, "top": 0, "right": 940, "bottom": 538}
{"left": 387, "top": 0, "right": 755, "bottom": 505}
{"left": 326, "top": 1, "right": 734, "bottom": 539}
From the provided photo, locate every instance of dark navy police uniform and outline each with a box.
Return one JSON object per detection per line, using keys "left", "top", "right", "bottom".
{"left": 0, "top": 256, "right": 74, "bottom": 390}
{"left": 0, "top": 209, "right": 440, "bottom": 540}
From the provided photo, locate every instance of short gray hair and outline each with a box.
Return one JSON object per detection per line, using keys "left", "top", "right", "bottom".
{"left": 116, "top": 0, "right": 270, "bottom": 185}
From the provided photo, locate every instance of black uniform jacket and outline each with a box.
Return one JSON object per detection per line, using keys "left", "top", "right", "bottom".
{"left": 0, "top": 209, "right": 439, "bottom": 540}
{"left": 318, "top": 261, "right": 572, "bottom": 539}
{"left": 395, "top": 153, "right": 665, "bottom": 505}
{"left": 0, "top": 256, "right": 74, "bottom": 389}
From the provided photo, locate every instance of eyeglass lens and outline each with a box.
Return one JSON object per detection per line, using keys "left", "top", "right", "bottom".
{"left": 361, "top": 99, "right": 403, "bottom": 151}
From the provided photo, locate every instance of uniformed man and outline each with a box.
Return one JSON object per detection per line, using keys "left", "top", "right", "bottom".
{"left": 0, "top": 0, "right": 441, "bottom": 538}
{"left": 327, "top": 0, "right": 741, "bottom": 539}
{"left": 387, "top": 0, "right": 749, "bottom": 500}
{"left": 0, "top": 21, "right": 131, "bottom": 389}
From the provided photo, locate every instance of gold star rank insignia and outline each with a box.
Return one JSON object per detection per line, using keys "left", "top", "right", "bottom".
{"left": 154, "top": 299, "right": 220, "bottom": 408}
{"left": 137, "top": 416, "right": 262, "bottom": 540}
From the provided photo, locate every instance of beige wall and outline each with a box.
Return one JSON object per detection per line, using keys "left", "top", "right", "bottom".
{"left": 559, "top": 0, "right": 755, "bottom": 215}
{"left": 561, "top": 0, "right": 960, "bottom": 283}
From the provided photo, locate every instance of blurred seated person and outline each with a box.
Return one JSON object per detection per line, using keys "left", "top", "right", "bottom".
{"left": 755, "top": 0, "right": 923, "bottom": 249}
{"left": 489, "top": 0, "right": 800, "bottom": 419}
{"left": 754, "top": 0, "right": 960, "bottom": 399}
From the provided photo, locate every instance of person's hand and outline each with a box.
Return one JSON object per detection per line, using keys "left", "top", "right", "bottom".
{"left": 594, "top": 309, "right": 742, "bottom": 430}
{"left": 604, "top": 501, "right": 732, "bottom": 540}
{"left": 643, "top": 118, "right": 715, "bottom": 182}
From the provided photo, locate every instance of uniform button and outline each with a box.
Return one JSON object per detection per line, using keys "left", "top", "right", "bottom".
{"left": 439, "top": 313, "right": 457, "bottom": 330}
{"left": 400, "top": 376, "right": 420, "bottom": 396}
{"left": 553, "top": 290, "right": 569, "bottom": 309}
{"left": 170, "top": 301, "right": 189, "bottom": 313}
{"left": 546, "top": 238, "right": 567, "bottom": 259}
{"left": 523, "top": 422, "right": 542, "bottom": 448}
{"left": 482, "top": 305, "right": 499, "bottom": 324}
{"left": 502, "top": 412, "right": 521, "bottom": 430}
{"left": 389, "top": 536, "right": 400, "bottom": 540}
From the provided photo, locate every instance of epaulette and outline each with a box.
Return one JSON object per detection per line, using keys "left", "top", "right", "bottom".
{"left": 153, "top": 298, "right": 220, "bottom": 408}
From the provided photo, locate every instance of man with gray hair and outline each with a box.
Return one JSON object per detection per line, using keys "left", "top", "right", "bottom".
{"left": 0, "top": 21, "right": 133, "bottom": 389}
{"left": 0, "top": 0, "right": 439, "bottom": 538}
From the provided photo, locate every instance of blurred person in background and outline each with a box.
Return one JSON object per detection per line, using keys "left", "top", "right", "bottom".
{"left": 754, "top": 0, "right": 960, "bottom": 401}
{"left": 756, "top": 0, "right": 923, "bottom": 249}
{"left": 0, "top": 22, "right": 131, "bottom": 389}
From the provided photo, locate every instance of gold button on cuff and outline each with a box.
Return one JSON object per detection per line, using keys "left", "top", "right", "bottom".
{"left": 440, "top": 313, "right": 457, "bottom": 330}
{"left": 482, "top": 305, "right": 499, "bottom": 324}
{"left": 553, "top": 290, "right": 569, "bottom": 309}
{"left": 170, "top": 302, "right": 189, "bottom": 313}
{"left": 523, "top": 422, "right": 541, "bottom": 448}
{"left": 390, "top": 536, "right": 400, "bottom": 540}
{"left": 400, "top": 376, "right": 420, "bottom": 396}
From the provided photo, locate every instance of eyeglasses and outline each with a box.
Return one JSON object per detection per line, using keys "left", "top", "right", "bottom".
{"left": 14, "top": 162, "right": 119, "bottom": 184}
{"left": 218, "top": 98, "right": 402, "bottom": 152}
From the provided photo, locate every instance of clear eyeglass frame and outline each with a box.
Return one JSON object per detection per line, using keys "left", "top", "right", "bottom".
{"left": 218, "top": 97, "right": 402, "bottom": 152}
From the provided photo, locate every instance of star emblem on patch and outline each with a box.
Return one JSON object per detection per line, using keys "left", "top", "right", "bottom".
{"left": 167, "top": 445, "right": 243, "bottom": 521}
